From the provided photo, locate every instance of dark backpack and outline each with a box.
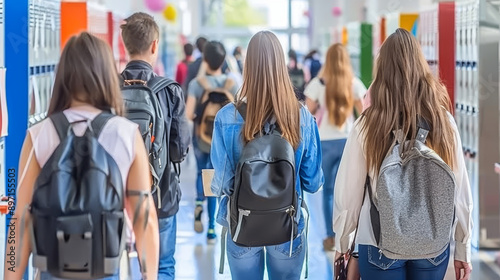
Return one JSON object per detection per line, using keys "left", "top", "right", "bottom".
{"left": 121, "top": 76, "right": 175, "bottom": 206}
{"left": 289, "top": 68, "right": 306, "bottom": 101}
{"left": 289, "top": 67, "right": 305, "bottom": 92}
{"left": 230, "top": 104, "right": 299, "bottom": 248}
{"left": 30, "top": 112, "right": 126, "bottom": 279}
{"left": 194, "top": 76, "right": 234, "bottom": 153}
{"left": 310, "top": 59, "right": 322, "bottom": 79}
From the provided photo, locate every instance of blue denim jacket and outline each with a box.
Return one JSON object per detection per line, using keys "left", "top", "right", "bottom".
{"left": 210, "top": 103, "right": 324, "bottom": 231}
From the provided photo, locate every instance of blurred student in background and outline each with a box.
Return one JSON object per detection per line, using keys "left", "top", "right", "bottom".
{"left": 288, "top": 49, "right": 306, "bottom": 102}
{"left": 176, "top": 43, "right": 194, "bottom": 96}
{"left": 304, "top": 43, "right": 365, "bottom": 251}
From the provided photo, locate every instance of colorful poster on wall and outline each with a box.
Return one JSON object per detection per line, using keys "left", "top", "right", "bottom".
{"left": 0, "top": 68, "right": 7, "bottom": 137}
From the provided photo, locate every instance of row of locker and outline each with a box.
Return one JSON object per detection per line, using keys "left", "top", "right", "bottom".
{"left": 29, "top": 0, "right": 60, "bottom": 67}
{"left": 28, "top": 0, "right": 60, "bottom": 126}
{"left": 455, "top": 0, "right": 481, "bottom": 163}
{"left": 456, "top": 1, "right": 479, "bottom": 66}
{"left": 28, "top": 66, "right": 55, "bottom": 126}
{"left": 455, "top": 0, "right": 500, "bottom": 247}
{"left": 418, "top": 8, "right": 439, "bottom": 76}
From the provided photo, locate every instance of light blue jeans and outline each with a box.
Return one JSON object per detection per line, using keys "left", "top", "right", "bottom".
{"left": 158, "top": 215, "right": 177, "bottom": 280}
{"left": 358, "top": 244, "right": 450, "bottom": 280}
{"left": 226, "top": 232, "right": 306, "bottom": 280}
{"left": 321, "top": 139, "right": 347, "bottom": 238}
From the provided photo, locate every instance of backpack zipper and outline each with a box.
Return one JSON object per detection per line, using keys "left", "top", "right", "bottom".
{"left": 155, "top": 184, "right": 161, "bottom": 209}
{"left": 232, "top": 209, "right": 251, "bottom": 242}
{"left": 287, "top": 206, "right": 296, "bottom": 257}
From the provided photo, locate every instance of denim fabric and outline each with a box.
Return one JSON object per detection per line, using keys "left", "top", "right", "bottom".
{"left": 226, "top": 231, "right": 306, "bottom": 280}
{"left": 358, "top": 245, "right": 450, "bottom": 280}
{"left": 39, "top": 256, "right": 141, "bottom": 280}
{"left": 158, "top": 215, "right": 177, "bottom": 280}
{"left": 193, "top": 144, "right": 217, "bottom": 229}
{"left": 321, "top": 139, "right": 347, "bottom": 238}
{"left": 210, "top": 104, "right": 324, "bottom": 230}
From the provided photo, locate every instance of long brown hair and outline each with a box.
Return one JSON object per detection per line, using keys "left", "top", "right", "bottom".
{"left": 238, "top": 31, "right": 301, "bottom": 149}
{"left": 361, "top": 28, "right": 455, "bottom": 174}
{"left": 48, "top": 32, "right": 124, "bottom": 116}
{"left": 319, "top": 43, "right": 354, "bottom": 126}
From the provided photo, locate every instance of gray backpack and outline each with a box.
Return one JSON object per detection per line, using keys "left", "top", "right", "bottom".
{"left": 367, "top": 119, "right": 456, "bottom": 260}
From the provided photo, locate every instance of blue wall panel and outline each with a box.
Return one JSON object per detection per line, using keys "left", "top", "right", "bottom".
{"left": 5, "top": 0, "right": 29, "bottom": 213}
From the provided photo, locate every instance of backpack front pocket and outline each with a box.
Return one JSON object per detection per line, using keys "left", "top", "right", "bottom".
{"left": 56, "top": 214, "right": 94, "bottom": 278}
{"left": 232, "top": 206, "right": 297, "bottom": 247}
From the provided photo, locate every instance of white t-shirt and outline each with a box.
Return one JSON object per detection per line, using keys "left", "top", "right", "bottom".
{"left": 304, "top": 76, "right": 367, "bottom": 141}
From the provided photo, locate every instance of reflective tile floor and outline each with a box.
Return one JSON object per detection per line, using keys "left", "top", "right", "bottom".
{"left": 171, "top": 150, "right": 500, "bottom": 280}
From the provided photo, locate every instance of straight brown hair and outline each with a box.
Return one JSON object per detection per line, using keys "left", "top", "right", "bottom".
{"left": 48, "top": 32, "right": 124, "bottom": 116}
{"left": 238, "top": 31, "right": 301, "bottom": 149}
{"left": 319, "top": 43, "right": 354, "bottom": 126}
{"left": 361, "top": 28, "right": 455, "bottom": 174}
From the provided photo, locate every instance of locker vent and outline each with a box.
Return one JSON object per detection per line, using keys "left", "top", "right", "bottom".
{"left": 0, "top": 0, "right": 4, "bottom": 25}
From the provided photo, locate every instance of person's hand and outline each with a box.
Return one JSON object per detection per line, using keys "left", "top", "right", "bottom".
{"left": 454, "top": 260, "right": 472, "bottom": 280}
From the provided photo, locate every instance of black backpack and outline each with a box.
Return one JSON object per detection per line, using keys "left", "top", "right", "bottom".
{"left": 29, "top": 112, "right": 126, "bottom": 279}
{"left": 289, "top": 67, "right": 305, "bottom": 92}
{"left": 230, "top": 104, "right": 299, "bottom": 248}
{"left": 121, "top": 76, "right": 175, "bottom": 206}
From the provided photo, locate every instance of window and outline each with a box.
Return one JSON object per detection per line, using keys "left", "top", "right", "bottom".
{"left": 199, "top": 0, "right": 309, "bottom": 55}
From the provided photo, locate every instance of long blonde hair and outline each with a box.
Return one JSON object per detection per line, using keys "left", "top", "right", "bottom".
{"left": 319, "top": 44, "right": 354, "bottom": 126}
{"left": 238, "top": 31, "right": 301, "bottom": 149}
{"left": 361, "top": 28, "right": 455, "bottom": 174}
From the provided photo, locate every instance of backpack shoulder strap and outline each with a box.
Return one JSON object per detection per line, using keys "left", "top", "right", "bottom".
{"left": 147, "top": 76, "right": 177, "bottom": 94}
{"left": 50, "top": 112, "right": 71, "bottom": 141}
{"left": 236, "top": 102, "right": 247, "bottom": 121}
{"left": 91, "top": 112, "right": 115, "bottom": 138}
{"left": 416, "top": 115, "right": 430, "bottom": 143}
{"left": 196, "top": 76, "right": 212, "bottom": 91}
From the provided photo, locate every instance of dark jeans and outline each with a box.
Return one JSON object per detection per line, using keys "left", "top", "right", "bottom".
{"left": 358, "top": 245, "right": 450, "bottom": 280}
{"left": 193, "top": 144, "right": 216, "bottom": 229}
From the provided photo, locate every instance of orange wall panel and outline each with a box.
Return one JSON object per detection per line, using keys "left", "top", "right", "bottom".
{"left": 61, "top": 2, "right": 88, "bottom": 49}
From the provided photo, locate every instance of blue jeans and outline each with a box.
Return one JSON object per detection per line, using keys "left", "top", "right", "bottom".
{"left": 358, "top": 245, "right": 450, "bottom": 280}
{"left": 158, "top": 215, "right": 177, "bottom": 280}
{"left": 321, "top": 139, "right": 347, "bottom": 238}
{"left": 194, "top": 144, "right": 216, "bottom": 229}
{"left": 226, "top": 232, "right": 306, "bottom": 280}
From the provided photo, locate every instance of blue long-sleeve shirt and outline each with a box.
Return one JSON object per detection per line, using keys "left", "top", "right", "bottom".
{"left": 210, "top": 103, "right": 324, "bottom": 230}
